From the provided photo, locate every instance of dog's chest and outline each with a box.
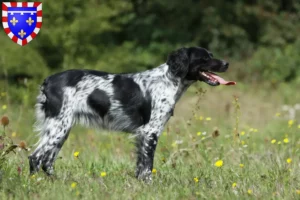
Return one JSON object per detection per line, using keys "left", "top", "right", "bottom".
{"left": 133, "top": 69, "right": 192, "bottom": 126}
{"left": 149, "top": 83, "right": 183, "bottom": 124}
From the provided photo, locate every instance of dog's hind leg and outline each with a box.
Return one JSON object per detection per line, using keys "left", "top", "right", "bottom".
{"left": 29, "top": 88, "right": 75, "bottom": 175}
{"left": 29, "top": 114, "right": 73, "bottom": 175}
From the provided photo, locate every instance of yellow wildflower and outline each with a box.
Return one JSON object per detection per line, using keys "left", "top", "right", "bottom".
{"left": 239, "top": 164, "right": 244, "bottom": 168}
{"left": 283, "top": 138, "right": 289, "bottom": 144}
{"left": 73, "top": 151, "right": 80, "bottom": 158}
{"left": 232, "top": 182, "right": 237, "bottom": 188}
{"left": 296, "top": 190, "right": 300, "bottom": 195}
{"left": 71, "top": 182, "right": 77, "bottom": 189}
{"left": 286, "top": 158, "right": 292, "bottom": 164}
{"left": 100, "top": 172, "right": 107, "bottom": 177}
{"left": 288, "top": 120, "right": 294, "bottom": 127}
{"left": 205, "top": 117, "right": 211, "bottom": 121}
{"left": 214, "top": 160, "right": 223, "bottom": 167}
{"left": 197, "top": 132, "right": 202, "bottom": 136}
{"left": 240, "top": 131, "right": 245, "bottom": 136}
{"left": 2, "top": 105, "right": 7, "bottom": 110}
{"left": 249, "top": 128, "right": 254, "bottom": 132}
{"left": 194, "top": 177, "right": 199, "bottom": 183}
{"left": 31, "top": 174, "right": 36, "bottom": 179}
{"left": 298, "top": 125, "right": 300, "bottom": 129}
{"left": 152, "top": 168, "right": 157, "bottom": 174}
{"left": 199, "top": 116, "right": 203, "bottom": 120}
{"left": 247, "top": 189, "right": 253, "bottom": 195}
{"left": 253, "top": 129, "right": 258, "bottom": 132}
{"left": 241, "top": 140, "right": 245, "bottom": 145}
{"left": 277, "top": 141, "right": 281, "bottom": 145}
{"left": 201, "top": 136, "right": 206, "bottom": 140}
{"left": 275, "top": 112, "right": 281, "bottom": 117}
{"left": 11, "top": 132, "right": 17, "bottom": 138}
{"left": 271, "top": 139, "right": 276, "bottom": 144}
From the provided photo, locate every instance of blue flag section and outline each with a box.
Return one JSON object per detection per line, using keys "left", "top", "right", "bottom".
{"left": 7, "top": 7, "right": 37, "bottom": 40}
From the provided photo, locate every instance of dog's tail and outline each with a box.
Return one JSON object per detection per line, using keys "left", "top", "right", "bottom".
{"left": 34, "top": 80, "right": 48, "bottom": 133}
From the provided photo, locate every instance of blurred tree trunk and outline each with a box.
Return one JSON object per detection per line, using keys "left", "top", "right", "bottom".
{"left": 280, "top": 0, "right": 296, "bottom": 12}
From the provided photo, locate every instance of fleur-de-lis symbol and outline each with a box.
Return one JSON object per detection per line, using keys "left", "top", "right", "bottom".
{"left": 10, "top": 17, "right": 18, "bottom": 26}
{"left": 26, "top": 17, "right": 34, "bottom": 26}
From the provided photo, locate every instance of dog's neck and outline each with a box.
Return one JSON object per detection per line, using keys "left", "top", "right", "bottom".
{"left": 162, "top": 63, "right": 195, "bottom": 85}
{"left": 132, "top": 64, "right": 195, "bottom": 103}
{"left": 161, "top": 63, "right": 195, "bottom": 102}
{"left": 174, "top": 77, "right": 195, "bottom": 103}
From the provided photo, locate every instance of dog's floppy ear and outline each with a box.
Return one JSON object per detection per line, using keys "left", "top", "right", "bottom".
{"left": 167, "top": 48, "right": 189, "bottom": 78}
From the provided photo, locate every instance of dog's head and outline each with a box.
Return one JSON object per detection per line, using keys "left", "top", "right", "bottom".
{"left": 167, "top": 47, "right": 235, "bottom": 86}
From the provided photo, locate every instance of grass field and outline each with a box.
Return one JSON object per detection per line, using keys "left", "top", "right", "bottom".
{"left": 0, "top": 82, "right": 300, "bottom": 199}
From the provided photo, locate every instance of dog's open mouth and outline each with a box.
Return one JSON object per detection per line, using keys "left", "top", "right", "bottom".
{"left": 199, "top": 71, "right": 236, "bottom": 86}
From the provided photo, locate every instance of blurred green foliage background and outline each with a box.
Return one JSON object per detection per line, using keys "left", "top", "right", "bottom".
{"left": 0, "top": 0, "right": 300, "bottom": 104}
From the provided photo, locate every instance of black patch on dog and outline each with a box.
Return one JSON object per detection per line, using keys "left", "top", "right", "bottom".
{"left": 85, "top": 70, "right": 109, "bottom": 79}
{"left": 112, "top": 75, "right": 152, "bottom": 127}
{"left": 40, "top": 70, "right": 83, "bottom": 118}
{"left": 28, "top": 155, "right": 39, "bottom": 174}
{"left": 169, "top": 108, "right": 174, "bottom": 116}
{"left": 141, "top": 91, "right": 152, "bottom": 124}
{"left": 167, "top": 48, "right": 189, "bottom": 78}
{"left": 40, "top": 70, "right": 110, "bottom": 118}
{"left": 87, "top": 89, "right": 111, "bottom": 118}
{"left": 65, "top": 70, "right": 85, "bottom": 87}
{"left": 41, "top": 78, "right": 64, "bottom": 118}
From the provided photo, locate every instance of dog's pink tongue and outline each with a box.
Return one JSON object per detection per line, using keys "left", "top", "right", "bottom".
{"left": 210, "top": 73, "right": 236, "bottom": 85}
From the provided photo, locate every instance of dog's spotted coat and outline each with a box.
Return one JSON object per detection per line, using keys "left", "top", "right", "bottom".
{"left": 29, "top": 47, "right": 229, "bottom": 181}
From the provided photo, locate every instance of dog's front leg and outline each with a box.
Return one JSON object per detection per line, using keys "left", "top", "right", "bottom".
{"left": 135, "top": 131, "right": 159, "bottom": 182}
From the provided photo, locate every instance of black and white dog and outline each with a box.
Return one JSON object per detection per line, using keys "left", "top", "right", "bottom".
{"left": 29, "top": 47, "right": 235, "bottom": 181}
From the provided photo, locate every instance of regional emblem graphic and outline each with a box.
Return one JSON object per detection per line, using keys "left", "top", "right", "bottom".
{"left": 2, "top": 2, "right": 42, "bottom": 46}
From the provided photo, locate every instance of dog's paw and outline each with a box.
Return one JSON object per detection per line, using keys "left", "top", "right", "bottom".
{"left": 136, "top": 169, "right": 152, "bottom": 183}
{"left": 42, "top": 165, "right": 55, "bottom": 176}
{"left": 28, "top": 155, "right": 41, "bottom": 175}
